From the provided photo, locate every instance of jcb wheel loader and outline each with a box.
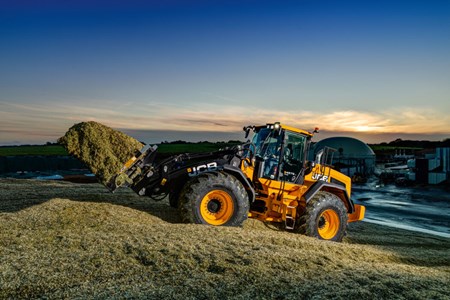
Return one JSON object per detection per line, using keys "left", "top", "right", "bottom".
{"left": 107, "top": 122, "right": 365, "bottom": 242}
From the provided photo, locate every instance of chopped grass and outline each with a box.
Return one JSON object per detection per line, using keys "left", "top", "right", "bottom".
{"left": 58, "top": 121, "right": 143, "bottom": 185}
{"left": 0, "top": 179, "right": 449, "bottom": 299}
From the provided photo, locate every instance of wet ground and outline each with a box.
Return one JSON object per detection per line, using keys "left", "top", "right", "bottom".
{"left": 352, "top": 177, "right": 450, "bottom": 238}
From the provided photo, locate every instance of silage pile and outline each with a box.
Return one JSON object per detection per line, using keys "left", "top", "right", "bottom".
{"left": 1, "top": 179, "right": 450, "bottom": 299}
{"left": 58, "top": 121, "right": 143, "bottom": 185}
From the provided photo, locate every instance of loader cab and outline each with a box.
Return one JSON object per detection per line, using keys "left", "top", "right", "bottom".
{"left": 249, "top": 123, "right": 312, "bottom": 184}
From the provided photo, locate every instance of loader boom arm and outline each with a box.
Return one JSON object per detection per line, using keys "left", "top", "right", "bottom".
{"left": 107, "top": 144, "right": 243, "bottom": 199}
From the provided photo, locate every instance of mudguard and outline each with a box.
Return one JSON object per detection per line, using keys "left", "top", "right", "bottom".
{"left": 223, "top": 165, "right": 256, "bottom": 202}
{"left": 304, "top": 180, "right": 355, "bottom": 213}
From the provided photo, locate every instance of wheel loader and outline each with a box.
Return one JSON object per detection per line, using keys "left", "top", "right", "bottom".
{"left": 107, "top": 122, "right": 365, "bottom": 242}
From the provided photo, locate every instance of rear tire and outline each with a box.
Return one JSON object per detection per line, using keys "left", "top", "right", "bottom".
{"left": 178, "top": 172, "right": 249, "bottom": 226}
{"left": 297, "top": 191, "right": 348, "bottom": 242}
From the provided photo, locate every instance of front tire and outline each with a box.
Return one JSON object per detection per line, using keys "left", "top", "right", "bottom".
{"left": 178, "top": 172, "right": 249, "bottom": 226}
{"left": 298, "top": 191, "right": 348, "bottom": 242}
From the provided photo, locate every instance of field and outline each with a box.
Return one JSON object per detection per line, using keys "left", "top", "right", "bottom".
{"left": 1, "top": 179, "right": 449, "bottom": 299}
{"left": 368, "top": 145, "right": 422, "bottom": 151}
{"left": 0, "top": 145, "right": 68, "bottom": 156}
{"left": 0, "top": 142, "right": 236, "bottom": 157}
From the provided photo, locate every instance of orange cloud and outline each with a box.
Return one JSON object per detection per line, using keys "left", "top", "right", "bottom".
{"left": 1, "top": 100, "right": 449, "bottom": 145}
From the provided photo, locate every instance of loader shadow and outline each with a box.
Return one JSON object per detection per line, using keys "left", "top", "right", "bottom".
{"left": 0, "top": 178, "right": 182, "bottom": 224}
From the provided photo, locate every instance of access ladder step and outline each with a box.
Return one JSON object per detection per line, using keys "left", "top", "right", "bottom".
{"left": 285, "top": 205, "right": 296, "bottom": 230}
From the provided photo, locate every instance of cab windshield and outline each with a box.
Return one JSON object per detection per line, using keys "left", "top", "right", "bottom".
{"left": 251, "top": 128, "right": 281, "bottom": 158}
{"left": 250, "top": 127, "right": 283, "bottom": 180}
{"left": 250, "top": 127, "right": 308, "bottom": 182}
{"left": 257, "top": 129, "right": 282, "bottom": 158}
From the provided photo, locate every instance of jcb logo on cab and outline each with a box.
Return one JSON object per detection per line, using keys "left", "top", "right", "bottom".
{"left": 312, "top": 173, "right": 328, "bottom": 182}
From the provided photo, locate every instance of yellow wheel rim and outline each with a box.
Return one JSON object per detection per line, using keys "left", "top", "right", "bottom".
{"left": 318, "top": 209, "right": 340, "bottom": 240}
{"left": 200, "top": 190, "right": 234, "bottom": 225}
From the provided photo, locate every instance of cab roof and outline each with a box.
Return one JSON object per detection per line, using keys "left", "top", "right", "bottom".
{"left": 253, "top": 122, "right": 314, "bottom": 137}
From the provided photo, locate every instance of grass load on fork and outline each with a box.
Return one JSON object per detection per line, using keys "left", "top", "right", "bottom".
{"left": 58, "top": 121, "right": 143, "bottom": 185}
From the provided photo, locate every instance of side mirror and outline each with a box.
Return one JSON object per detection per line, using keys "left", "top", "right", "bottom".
{"left": 243, "top": 126, "right": 252, "bottom": 139}
{"left": 245, "top": 129, "right": 250, "bottom": 139}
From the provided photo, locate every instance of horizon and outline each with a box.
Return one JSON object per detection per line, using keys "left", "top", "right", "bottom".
{"left": 1, "top": 127, "right": 449, "bottom": 147}
{"left": 1, "top": 1, "right": 449, "bottom": 145}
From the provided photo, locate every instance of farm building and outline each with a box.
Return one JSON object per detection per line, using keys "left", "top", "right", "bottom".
{"left": 406, "top": 147, "right": 450, "bottom": 185}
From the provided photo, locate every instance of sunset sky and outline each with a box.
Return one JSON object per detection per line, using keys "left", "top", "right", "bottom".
{"left": 1, "top": 0, "right": 449, "bottom": 145}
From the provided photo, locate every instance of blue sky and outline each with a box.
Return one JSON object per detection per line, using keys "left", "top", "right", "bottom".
{"left": 1, "top": 0, "right": 449, "bottom": 145}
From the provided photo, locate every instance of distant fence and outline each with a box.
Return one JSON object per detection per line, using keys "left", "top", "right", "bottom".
{"left": 0, "top": 156, "right": 86, "bottom": 173}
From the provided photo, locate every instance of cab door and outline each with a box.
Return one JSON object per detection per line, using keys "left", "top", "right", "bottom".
{"left": 280, "top": 131, "right": 308, "bottom": 183}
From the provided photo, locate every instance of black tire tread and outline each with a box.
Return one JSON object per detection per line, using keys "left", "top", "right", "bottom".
{"left": 297, "top": 191, "right": 348, "bottom": 242}
{"left": 178, "top": 171, "right": 249, "bottom": 226}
